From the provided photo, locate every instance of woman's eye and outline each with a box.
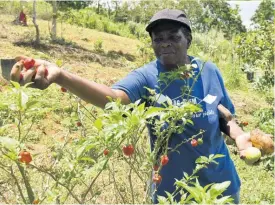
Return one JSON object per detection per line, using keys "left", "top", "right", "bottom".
{"left": 154, "top": 37, "right": 162, "bottom": 43}
{"left": 171, "top": 36, "right": 181, "bottom": 41}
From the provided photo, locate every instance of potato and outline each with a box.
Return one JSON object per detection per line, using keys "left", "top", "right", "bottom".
{"left": 250, "top": 129, "right": 274, "bottom": 155}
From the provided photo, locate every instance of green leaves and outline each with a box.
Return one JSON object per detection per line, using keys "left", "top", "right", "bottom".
{"left": 208, "top": 181, "right": 231, "bottom": 199}
{"left": 94, "top": 118, "right": 103, "bottom": 130}
{"left": 0, "top": 136, "right": 19, "bottom": 151}
{"left": 158, "top": 154, "right": 232, "bottom": 204}
{"left": 195, "top": 154, "right": 225, "bottom": 165}
{"left": 251, "top": 0, "right": 275, "bottom": 26}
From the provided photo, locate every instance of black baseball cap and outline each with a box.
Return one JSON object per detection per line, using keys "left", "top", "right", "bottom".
{"left": 146, "top": 9, "right": 191, "bottom": 33}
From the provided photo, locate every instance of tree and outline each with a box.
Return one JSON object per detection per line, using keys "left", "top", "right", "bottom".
{"left": 178, "top": 0, "right": 204, "bottom": 31}
{"left": 51, "top": 0, "right": 57, "bottom": 41}
{"left": 199, "top": 0, "right": 246, "bottom": 38}
{"left": 58, "top": 0, "right": 92, "bottom": 11}
{"left": 114, "top": 1, "right": 130, "bottom": 22}
{"left": 47, "top": 0, "right": 93, "bottom": 41}
{"left": 251, "top": 0, "right": 275, "bottom": 27}
{"left": 32, "top": 0, "right": 40, "bottom": 44}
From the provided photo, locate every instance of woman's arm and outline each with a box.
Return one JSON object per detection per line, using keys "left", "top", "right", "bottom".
{"left": 10, "top": 56, "right": 131, "bottom": 109}
{"left": 55, "top": 70, "right": 131, "bottom": 108}
{"left": 220, "top": 118, "right": 252, "bottom": 157}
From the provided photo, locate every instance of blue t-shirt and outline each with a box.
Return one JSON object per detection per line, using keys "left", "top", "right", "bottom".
{"left": 112, "top": 56, "right": 240, "bottom": 202}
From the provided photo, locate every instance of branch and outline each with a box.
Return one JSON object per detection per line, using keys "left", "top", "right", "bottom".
{"left": 81, "top": 159, "right": 109, "bottom": 203}
{"left": 29, "top": 164, "right": 81, "bottom": 203}
{"left": 9, "top": 166, "right": 27, "bottom": 204}
{"left": 128, "top": 167, "right": 135, "bottom": 204}
{"left": 110, "top": 163, "right": 126, "bottom": 203}
{"left": 0, "top": 162, "right": 27, "bottom": 204}
{"left": 16, "top": 163, "right": 35, "bottom": 203}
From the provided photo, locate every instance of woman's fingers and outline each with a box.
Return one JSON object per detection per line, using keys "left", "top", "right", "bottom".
{"left": 11, "top": 56, "right": 54, "bottom": 89}
{"left": 10, "top": 60, "right": 24, "bottom": 82}
{"left": 32, "top": 64, "right": 49, "bottom": 90}
{"left": 15, "top": 55, "right": 28, "bottom": 62}
{"left": 15, "top": 56, "right": 45, "bottom": 68}
{"left": 20, "top": 67, "right": 37, "bottom": 85}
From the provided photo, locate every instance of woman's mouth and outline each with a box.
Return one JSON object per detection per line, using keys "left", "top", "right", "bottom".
{"left": 161, "top": 52, "right": 174, "bottom": 55}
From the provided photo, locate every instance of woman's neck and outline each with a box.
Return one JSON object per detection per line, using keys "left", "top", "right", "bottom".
{"left": 162, "top": 55, "right": 191, "bottom": 71}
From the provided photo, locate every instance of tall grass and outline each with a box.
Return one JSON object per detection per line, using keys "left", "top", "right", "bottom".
{"left": 61, "top": 8, "right": 147, "bottom": 39}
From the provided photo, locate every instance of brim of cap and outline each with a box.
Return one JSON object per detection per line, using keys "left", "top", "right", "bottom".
{"left": 145, "top": 19, "right": 191, "bottom": 32}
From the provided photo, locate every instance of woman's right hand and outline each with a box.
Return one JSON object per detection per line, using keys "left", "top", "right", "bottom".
{"left": 10, "top": 56, "right": 61, "bottom": 90}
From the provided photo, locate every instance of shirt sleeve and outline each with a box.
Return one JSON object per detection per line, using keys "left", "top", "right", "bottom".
{"left": 111, "top": 69, "right": 148, "bottom": 103}
{"left": 215, "top": 68, "right": 235, "bottom": 116}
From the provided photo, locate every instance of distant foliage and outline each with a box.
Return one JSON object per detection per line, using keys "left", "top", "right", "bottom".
{"left": 251, "top": 0, "right": 275, "bottom": 27}
{"left": 198, "top": 0, "right": 246, "bottom": 38}
{"left": 60, "top": 8, "right": 147, "bottom": 39}
{"left": 235, "top": 1, "right": 274, "bottom": 92}
{"left": 57, "top": 0, "right": 91, "bottom": 11}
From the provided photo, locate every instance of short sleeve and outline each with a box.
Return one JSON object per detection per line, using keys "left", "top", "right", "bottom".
{"left": 215, "top": 68, "right": 235, "bottom": 116}
{"left": 112, "top": 70, "right": 148, "bottom": 103}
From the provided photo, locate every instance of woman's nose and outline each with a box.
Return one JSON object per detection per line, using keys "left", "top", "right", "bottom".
{"left": 161, "top": 42, "right": 171, "bottom": 48}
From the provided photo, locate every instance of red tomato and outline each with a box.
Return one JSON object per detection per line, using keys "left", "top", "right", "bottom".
{"left": 242, "top": 121, "right": 248, "bottom": 126}
{"left": 191, "top": 139, "right": 198, "bottom": 147}
{"left": 61, "top": 87, "right": 67, "bottom": 92}
{"left": 153, "top": 174, "right": 162, "bottom": 184}
{"left": 33, "top": 199, "right": 39, "bottom": 204}
{"left": 76, "top": 122, "right": 82, "bottom": 127}
{"left": 122, "top": 144, "right": 134, "bottom": 156}
{"left": 184, "top": 72, "right": 190, "bottom": 78}
{"left": 23, "top": 58, "right": 35, "bottom": 70}
{"left": 19, "top": 150, "right": 32, "bottom": 164}
{"left": 153, "top": 165, "right": 159, "bottom": 171}
{"left": 161, "top": 155, "right": 169, "bottom": 166}
{"left": 180, "top": 72, "right": 190, "bottom": 79}
{"left": 103, "top": 149, "right": 109, "bottom": 156}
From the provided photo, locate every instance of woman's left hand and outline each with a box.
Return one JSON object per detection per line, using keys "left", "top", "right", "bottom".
{"left": 235, "top": 133, "right": 253, "bottom": 158}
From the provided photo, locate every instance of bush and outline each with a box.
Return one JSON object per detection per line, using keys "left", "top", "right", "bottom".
{"left": 94, "top": 38, "right": 104, "bottom": 53}
{"left": 234, "top": 22, "right": 274, "bottom": 90}
{"left": 253, "top": 108, "right": 274, "bottom": 135}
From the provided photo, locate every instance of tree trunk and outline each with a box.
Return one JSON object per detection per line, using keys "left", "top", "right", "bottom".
{"left": 51, "top": 0, "right": 57, "bottom": 41}
{"left": 114, "top": 1, "right": 118, "bottom": 18}
{"left": 107, "top": 1, "right": 111, "bottom": 19}
{"left": 32, "top": 0, "right": 40, "bottom": 44}
{"left": 97, "top": 0, "right": 100, "bottom": 14}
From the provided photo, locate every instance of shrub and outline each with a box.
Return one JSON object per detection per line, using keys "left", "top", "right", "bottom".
{"left": 94, "top": 38, "right": 104, "bottom": 53}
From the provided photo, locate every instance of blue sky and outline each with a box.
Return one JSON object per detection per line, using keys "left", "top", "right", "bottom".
{"left": 228, "top": 1, "right": 261, "bottom": 28}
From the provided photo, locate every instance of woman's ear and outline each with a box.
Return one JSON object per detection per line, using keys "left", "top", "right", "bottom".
{"left": 187, "top": 41, "right": 191, "bottom": 49}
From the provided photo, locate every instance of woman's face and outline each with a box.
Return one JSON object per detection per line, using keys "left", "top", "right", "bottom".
{"left": 151, "top": 23, "right": 189, "bottom": 69}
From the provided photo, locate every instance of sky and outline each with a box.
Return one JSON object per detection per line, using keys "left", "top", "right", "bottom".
{"left": 228, "top": 1, "right": 261, "bottom": 28}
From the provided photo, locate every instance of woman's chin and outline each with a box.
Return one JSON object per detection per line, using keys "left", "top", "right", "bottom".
{"left": 160, "top": 58, "right": 178, "bottom": 69}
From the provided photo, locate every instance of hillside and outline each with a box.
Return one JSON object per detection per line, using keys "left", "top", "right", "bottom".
{"left": 0, "top": 14, "right": 140, "bottom": 83}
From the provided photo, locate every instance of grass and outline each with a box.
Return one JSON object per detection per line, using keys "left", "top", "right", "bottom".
{"left": 0, "top": 14, "right": 274, "bottom": 204}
